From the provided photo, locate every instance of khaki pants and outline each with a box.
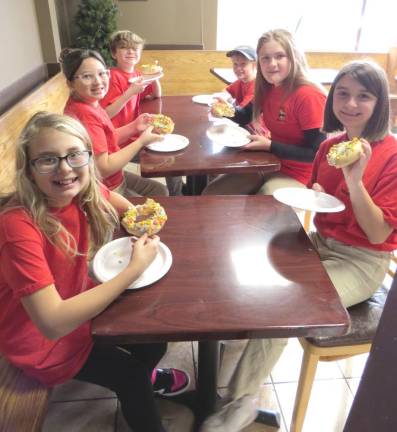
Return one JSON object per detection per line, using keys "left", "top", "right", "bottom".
{"left": 115, "top": 171, "right": 168, "bottom": 197}
{"left": 226, "top": 233, "right": 391, "bottom": 400}
{"left": 202, "top": 172, "right": 305, "bottom": 195}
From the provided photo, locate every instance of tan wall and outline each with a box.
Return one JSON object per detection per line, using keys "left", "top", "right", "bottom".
{"left": 117, "top": 0, "right": 203, "bottom": 46}
{"left": 0, "top": 0, "right": 44, "bottom": 90}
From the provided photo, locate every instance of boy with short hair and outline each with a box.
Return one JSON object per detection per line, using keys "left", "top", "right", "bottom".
{"left": 225, "top": 45, "right": 257, "bottom": 108}
{"left": 100, "top": 30, "right": 161, "bottom": 134}
{"left": 102, "top": 30, "right": 184, "bottom": 195}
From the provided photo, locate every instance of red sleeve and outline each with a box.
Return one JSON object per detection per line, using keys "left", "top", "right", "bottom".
{"left": 226, "top": 80, "right": 239, "bottom": 98}
{"left": 0, "top": 213, "right": 54, "bottom": 298}
{"left": 141, "top": 83, "right": 154, "bottom": 98}
{"left": 296, "top": 86, "right": 326, "bottom": 131}
{"left": 100, "top": 69, "right": 124, "bottom": 108}
{"left": 83, "top": 120, "right": 110, "bottom": 155}
{"left": 238, "top": 81, "right": 255, "bottom": 108}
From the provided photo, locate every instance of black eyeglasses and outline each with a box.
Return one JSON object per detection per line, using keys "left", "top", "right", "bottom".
{"left": 30, "top": 150, "right": 92, "bottom": 174}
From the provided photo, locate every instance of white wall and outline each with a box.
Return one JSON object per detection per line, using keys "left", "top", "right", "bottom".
{"left": 0, "top": 0, "right": 44, "bottom": 90}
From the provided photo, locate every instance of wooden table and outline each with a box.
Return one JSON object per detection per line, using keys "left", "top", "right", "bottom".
{"left": 92, "top": 196, "right": 349, "bottom": 426}
{"left": 210, "top": 67, "right": 338, "bottom": 86}
{"left": 140, "top": 96, "right": 280, "bottom": 194}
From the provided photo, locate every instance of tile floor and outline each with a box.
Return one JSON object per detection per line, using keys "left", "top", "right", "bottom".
{"left": 43, "top": 166, "right": 389, "bottom": 431}
{"left": 42, "top": 336, "right": 370, "bottom": 432}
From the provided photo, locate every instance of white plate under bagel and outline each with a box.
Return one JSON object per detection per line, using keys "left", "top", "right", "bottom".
{"left": 147, "top": 134, "right": 189, "bottom": 152}
{"left": 206, "top": 124, "right": 250, "bottom": 147}
{"left": 273, "top": 187, "right": 346, "bottom": 213}
{"left": 93, "top": 237, "right": 172, "bottom": 290}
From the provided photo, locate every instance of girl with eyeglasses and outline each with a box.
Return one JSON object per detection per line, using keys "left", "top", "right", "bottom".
{"left": 203, "top": 29, "right": 327, "bottom": 196}
{"left": 60, "top": 48, "right": 168, "bottom": 198}
{"left": 0, "top": 112, "right": 190, "bottom": 432}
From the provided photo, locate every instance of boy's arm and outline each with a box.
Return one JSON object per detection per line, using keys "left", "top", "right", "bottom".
{"left": 105, "top": 81, "right": 146, "bottom": 118}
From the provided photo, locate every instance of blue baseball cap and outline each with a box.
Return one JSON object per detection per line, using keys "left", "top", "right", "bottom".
{"left": 226, "top": 45, "right": 257, "bottom": 61}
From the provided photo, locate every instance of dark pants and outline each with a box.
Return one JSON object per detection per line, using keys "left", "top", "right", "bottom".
{"left": 74, "top": 342, "right": 167, "bottom": 432}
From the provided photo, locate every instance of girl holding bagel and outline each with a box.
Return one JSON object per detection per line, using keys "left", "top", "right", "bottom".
{"left": 201, "top": 61, "right": 397, "bottom": 432}
{"left": 0, "top": 112, "right": 190, "bottom": 432}
{"left": 60, "top": 48, "right": 168, "bottom": 198}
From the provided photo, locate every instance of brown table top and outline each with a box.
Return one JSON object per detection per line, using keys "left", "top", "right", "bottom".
{"left": 139, "top": 96, "right": 280, "bottom": 178}
{"left": 92, "top": 196, "right": 349, "bottom": 344}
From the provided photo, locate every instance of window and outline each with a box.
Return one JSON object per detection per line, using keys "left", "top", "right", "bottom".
{"left": 217, "top": 0, "right": 397, "bottom": 53}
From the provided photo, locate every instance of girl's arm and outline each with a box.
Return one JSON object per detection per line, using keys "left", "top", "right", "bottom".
{"left": 244, "top": 128, "right": 326, "bottom": 162}
{"left": 21, "top": 234, "right": 159, "bottom": 340}
{"left": 105, "top": 81, "right": 146, "bottom": 119}
{"left": 115, "top": 113, "right": 152, "bottom": 144}
{"left": 344, "top": 140, "right": 393, "bottom": 244}
{"left": 94, "top": 125, "right": 162, "bottom": 178}
{"left": 108, "top": 189, "right": 132, "bottom": 215}
{"left": 232, "top": 103, "right": 253, "bottom": 125}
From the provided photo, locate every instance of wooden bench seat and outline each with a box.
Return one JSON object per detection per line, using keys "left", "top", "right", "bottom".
{"left": 0, "top": 356, "right": 50, "bottom": 431}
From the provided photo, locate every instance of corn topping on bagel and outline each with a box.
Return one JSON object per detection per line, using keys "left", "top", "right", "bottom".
{"left": 121, "top": 198, "right": 167, "bottom": 237}
{"left": 327, "top": 137, "right": 363, "bottom": 168}
{"left": 140, "top": 62, "right": 163, "bottom": 75}
{"left": 149, "top": 114, "right": 175, "bottom": 135}
{"left": 210, "top": 101, "right": 235, "bottom": 118}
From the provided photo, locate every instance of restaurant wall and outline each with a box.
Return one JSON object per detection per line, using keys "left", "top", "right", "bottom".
{"left": 0, "top": 0, "right": 44, "bottom": 91}
{"left": 117, "top": 0, "right": 203, "bottom": 48}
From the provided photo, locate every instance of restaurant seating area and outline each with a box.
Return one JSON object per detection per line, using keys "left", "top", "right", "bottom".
{"left": 1, "top": 15, "right": 397, "bottom": 429}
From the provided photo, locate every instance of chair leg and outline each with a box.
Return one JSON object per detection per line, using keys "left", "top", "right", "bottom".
{"left": 290, "top": 348, "right": 320, "bottom": 432}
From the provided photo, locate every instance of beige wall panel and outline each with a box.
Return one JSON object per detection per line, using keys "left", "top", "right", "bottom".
{"left": 117, "top": 0, "right": 202, "bottom": 45}
{"left": 0, "top": 0, "right": 44, "bottom": 90}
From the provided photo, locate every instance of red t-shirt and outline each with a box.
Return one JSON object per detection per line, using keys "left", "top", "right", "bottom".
{"left": 308, "top": 133, "right": 397, "bottom": 251}
{"left": 0, "top": 199, "right": 101, "bottom": 386}
{"left": 100, "top": 67, "right": 153, "bottom": 147}
{"left": 262, "top": 84, "right": 326, "bottom": 184}
{"left": 226, "top": 79, "right": 255, "bottom": 108}
{"left": 64, "top": 97, "right": 123, "bottom": 190}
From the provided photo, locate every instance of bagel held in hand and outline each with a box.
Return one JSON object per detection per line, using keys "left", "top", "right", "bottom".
{"left": 326, "top": 137, "right": 363, "bottom": 168}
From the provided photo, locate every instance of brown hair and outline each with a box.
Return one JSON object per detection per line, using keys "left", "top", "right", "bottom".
{"left": 253, "top": 29, "right": 321, "bottom": 120}
{"left": 323, "top": 61, "right": 390, "bottom": 142}
{"left": 59, "top": 48, "right": 106, "bottom": 81}
{"left": 109, "top": 30, "right": 145, "bottom": 54}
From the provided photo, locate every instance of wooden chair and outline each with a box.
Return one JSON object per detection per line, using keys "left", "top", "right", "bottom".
{"left": 290, "top": 211, "right": 396, "bottom": 431}
{"left": 0, "top": 356, "right": 50, "bottom": 431}
{"left": 290, "top": 209, "right": 396, "bottom": 432}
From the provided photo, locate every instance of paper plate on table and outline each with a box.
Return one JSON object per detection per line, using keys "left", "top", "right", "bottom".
{"left": 206, "top": 124, "right": 250, "bottom": 147}
{"left": 93, "top": 237, "right": 172, "bottom": 290}
{"left": 273, "top": 187, "right": 345, "bottom": 213}
{"left": 129, "top": 72, "right": 164, "bottom": 85}
{"left": 147, "top": 134, "right": 189, "bottom": 152}
{"left": 192, "top": 94, "right": 214, "bottom": 105}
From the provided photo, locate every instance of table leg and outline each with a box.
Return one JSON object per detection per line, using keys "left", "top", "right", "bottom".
{"left": 186, "top": 175, "right": 208, "bottom": 195}
{"left": 196, "top": 340, "right": 220, "bottom": 424}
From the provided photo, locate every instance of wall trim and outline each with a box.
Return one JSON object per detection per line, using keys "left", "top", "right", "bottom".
{"left": 145, "top": 44, "right": 203, "bottom": 50}
{"left": 0, "top": 63, "right": 60, "bottom": 116}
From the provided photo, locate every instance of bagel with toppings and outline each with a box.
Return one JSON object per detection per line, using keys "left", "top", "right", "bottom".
{"left": 210, "top": 101, "right": 235, "bottom": 118}
{"left": 149, "top": 114, "right": 175, "bottom": 135}
{"left": 327, "top": 137, "right": 363, "bottom": 168}
{"left": 121, "top": 198, "right": 167, "bottom": 237}
{"left": 140, "top": 61, "right": 162, "bottom": 75}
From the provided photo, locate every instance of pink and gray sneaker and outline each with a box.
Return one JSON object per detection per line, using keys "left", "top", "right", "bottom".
{"left": 151, "top": 368, "right": 190, "bottom": 397}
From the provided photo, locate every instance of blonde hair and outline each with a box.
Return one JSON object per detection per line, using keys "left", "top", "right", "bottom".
{"left": 110, "top": 30, "right": 145, "bottom": 54}
{"left": 1, "top": 112, "right": 119, "bottom": 258}
{"left": 253, "top": 29, "right": 320, "bottom": 120}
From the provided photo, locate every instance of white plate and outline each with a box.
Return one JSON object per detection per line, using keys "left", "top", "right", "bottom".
{"left": 129, "top": 72, "right": 164, "bottom": 85}
{"left": 93, "top": 237, "right": 172, "bottom": 290}
{"left": 206, "top": 124, "right": 250, "bottom": 147}
{"left": 192, "top": 94, "right": 214, "bottom": 105}
{"left": 147, "top": 134, "right": 189, "bottom": 152}
{"left": 273, "top": 187, "right": 346, "bottom": 213}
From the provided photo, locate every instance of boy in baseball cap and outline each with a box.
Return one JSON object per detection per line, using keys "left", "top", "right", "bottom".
{"left": 224, "top": 45, "right": 257, "bottom": 108}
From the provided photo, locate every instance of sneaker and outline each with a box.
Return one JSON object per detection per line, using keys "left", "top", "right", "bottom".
{"left": 152, "top": 368, "right": 190, "bottom": 397}
{"left": 199, "top": 395, "right": 257, "bottom": 432}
